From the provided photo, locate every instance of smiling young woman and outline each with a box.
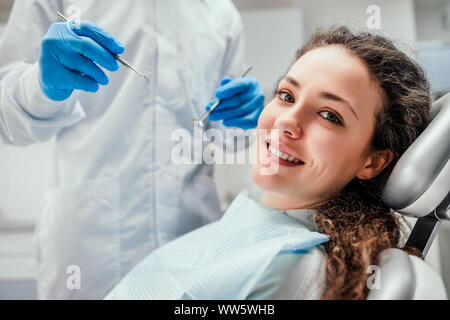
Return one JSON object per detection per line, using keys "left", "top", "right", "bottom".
{"left": 105, "top": 26, "right": 431, "bottom": 301}
{"left": 254, "top": 44, "right": 390, "bottom": 210}
{"left": 252, "top": 26, "right": 431, "bottom": 299}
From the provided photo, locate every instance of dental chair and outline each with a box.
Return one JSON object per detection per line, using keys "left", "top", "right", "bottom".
{"left": 368, "top": 93, "right": 450, "bottom": 300}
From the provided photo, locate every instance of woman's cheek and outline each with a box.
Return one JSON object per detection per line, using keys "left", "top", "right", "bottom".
{"left": 307, "top": 134, "right": 346, "bottom": 176}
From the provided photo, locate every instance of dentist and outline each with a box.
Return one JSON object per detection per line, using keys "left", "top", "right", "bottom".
{"left": 0, "top": 0, "right": 264, "bottom": 299}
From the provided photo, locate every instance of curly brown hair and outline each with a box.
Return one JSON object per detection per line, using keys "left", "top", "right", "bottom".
{"left": 296, "top": 26, "right": 431, "bottom": 300}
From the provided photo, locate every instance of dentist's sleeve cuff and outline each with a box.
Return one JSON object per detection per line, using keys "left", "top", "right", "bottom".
{"left": 0, "top": 62, "right": 86, "bottom": 144}
{"left": 21, "top": 63, "right": 85, "bottom": 124}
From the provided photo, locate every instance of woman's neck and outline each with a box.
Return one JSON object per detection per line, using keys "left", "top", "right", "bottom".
{"left": 259, "top": 191, "right": 320, "bottom": 211}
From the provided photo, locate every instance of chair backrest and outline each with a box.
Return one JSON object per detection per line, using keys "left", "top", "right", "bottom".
{"left": 373, "top": 92, "right": 450, "bottom": 300}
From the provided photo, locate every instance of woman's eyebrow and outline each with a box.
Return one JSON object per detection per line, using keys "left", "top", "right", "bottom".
{"left": 283, "top": 76, "right": 300, "bottom": 88}
{"left": 321, "top": 92, "right": 359, "bottom": 120}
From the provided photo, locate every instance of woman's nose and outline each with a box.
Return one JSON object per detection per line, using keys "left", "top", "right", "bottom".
{"left": 274, "top": 112, "right": 302, "bottom": 139}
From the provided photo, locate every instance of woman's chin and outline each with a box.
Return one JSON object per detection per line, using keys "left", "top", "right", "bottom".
{"left": 251, "top": 163, "right": 288, "bottom": 192}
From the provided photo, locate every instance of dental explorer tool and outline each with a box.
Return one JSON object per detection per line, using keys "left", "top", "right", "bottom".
{"left": 192, "top": 66, "right": 253, "bottom": 129}
{"left": 57, "top": 12, "right": 150, "bottom": 82}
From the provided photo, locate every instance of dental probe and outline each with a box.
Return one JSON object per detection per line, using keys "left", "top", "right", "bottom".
{"left": 57, "top": 12, "right": 150, "bottom": 82}
{"left": 192, "top": 66, "right": 253, "bottom": 129}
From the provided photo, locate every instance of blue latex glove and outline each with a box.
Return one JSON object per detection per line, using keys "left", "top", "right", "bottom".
{"left": 39, "top": 21, "right": 124, "bottom": 101}
{"left": 207, "top": 77, "right": 264, "bottom": 130}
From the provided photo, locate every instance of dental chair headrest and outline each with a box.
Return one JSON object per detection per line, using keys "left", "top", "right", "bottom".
{"left": 382, "top": 93, "right": 450, "bottom": 218}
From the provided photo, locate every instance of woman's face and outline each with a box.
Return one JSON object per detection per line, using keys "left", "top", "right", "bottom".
{"left": 252, "top": 45, "right": 389, "bottom": 209}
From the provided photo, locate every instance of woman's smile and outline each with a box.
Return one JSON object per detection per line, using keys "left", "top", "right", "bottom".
{"left": 265, "top": 139, "right": 305, "bottom": 167}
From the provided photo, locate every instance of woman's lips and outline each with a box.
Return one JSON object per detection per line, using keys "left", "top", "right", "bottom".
{"left": 266, "top": 141, "right": 305, "bottom": 167}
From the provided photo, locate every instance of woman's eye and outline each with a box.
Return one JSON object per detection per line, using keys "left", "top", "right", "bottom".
{"left": 277, "top": 90, "right": 295, "bottom": 103}
{"left": 320, "top": 110, "right": 343, "bottom": 125}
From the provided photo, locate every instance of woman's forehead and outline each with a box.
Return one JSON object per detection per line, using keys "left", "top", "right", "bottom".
{"left": 290, "top": 46, "right": 370, "bottom": 82}
{"left": 286, "top": 46, "right": 384, "bottom": 114}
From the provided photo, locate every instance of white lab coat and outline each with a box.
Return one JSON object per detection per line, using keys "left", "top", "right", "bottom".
{"left": 0, "top": 0, "right": 245, "bottom": 299}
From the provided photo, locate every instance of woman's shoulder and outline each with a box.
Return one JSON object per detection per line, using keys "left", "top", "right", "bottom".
{"left": 276, "top": 246, "right": 327, "bottom": 300}
{"left": 248, "top": 246, "right": 327, "bottom": 300}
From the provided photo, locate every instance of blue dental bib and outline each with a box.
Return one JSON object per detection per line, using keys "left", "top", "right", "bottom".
{"left": 105, "top": 193, "right": 329, "bottom": 299}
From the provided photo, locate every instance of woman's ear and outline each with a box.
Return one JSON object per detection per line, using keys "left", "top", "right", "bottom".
{"left": 356, "top": 149, "right": 394, "bottom": 180}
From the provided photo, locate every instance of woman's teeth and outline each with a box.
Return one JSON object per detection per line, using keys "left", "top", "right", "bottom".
{"left": 268, "top": 145, "right": 302, "bottom": 164}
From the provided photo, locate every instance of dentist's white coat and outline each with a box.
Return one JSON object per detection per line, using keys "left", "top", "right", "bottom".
{"left": 0, "top": 0, "right": 245, "bottom": 299}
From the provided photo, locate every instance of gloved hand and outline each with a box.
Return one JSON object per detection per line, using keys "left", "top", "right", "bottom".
{"left": 39, "top": 20, "right": 124, "bottom": 101}
{"left": 206, "top": 77, "right": 264, "bottom": 130}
